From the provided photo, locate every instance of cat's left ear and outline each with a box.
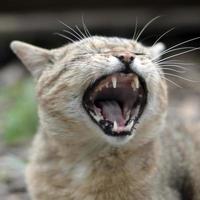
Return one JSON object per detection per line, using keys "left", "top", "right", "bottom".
{"left": 150, "top": 42, "right": 165, "bottom": 60}
{"left": 10, "top": 41, "right": 53, "bottom": 79}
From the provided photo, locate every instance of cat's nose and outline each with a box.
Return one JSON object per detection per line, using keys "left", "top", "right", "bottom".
{"left": 115, "top": 52, "right": 135, "bottom": 65}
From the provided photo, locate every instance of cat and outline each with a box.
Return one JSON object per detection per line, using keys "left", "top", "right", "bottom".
{"left": 10, "top": 34, "right": 200, "bottom": 200}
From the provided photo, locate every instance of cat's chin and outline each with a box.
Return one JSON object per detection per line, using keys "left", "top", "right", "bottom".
{"left": 82, "top": 71, "right": 147, "bottom": 139}
{"left": 101, "top": 131, "right": 135, "bottom": 146}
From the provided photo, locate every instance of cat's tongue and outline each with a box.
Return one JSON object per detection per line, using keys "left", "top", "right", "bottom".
{"left": 98, "top": 101, "right": 125, "bottom": 126}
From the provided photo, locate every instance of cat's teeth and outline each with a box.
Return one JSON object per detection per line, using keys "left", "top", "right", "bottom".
{"left": 125, "top": 110, "right": 131, "bottom": 121}
{"left": 111, "top": 77, "right": 117, "bottom": 88}
{"left": 131, "top": 81, "right": 136, "bottom": 91}
{"left": 105, "top": 82, "right": 109, "bottom": 88}
{"left": 134, "top": 77, "right": 139, "bottom": 89}
{"left": 113, "top": 121, "right": 118, "bottom": 131}
{"left": 125, "top": 120, "right": 134, "bottom": 131}
{"left": 90, "top": 111, "right": 102, "bottom": 122}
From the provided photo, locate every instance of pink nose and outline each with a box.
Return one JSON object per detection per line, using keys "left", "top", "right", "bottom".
{"left": 116, "top": 52, "right": 135, "bottom": 64}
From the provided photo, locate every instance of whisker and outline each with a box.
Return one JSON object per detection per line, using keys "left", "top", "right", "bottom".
{"left": 81, "top": 16, "right": 92, "bottom": 37}
{"left": 135, "top": 16, "right": 161, "bottom": 42}
{"left": 162, "top": 72, "right": 199, "bottom": 82}
{"left": 154, "top": 47, "right": 195, "bottom": 60}
{"left": 53, "top": 32, "right": 75, "bottom": 43}
{"left": 157, "top": 36, "right": 200, "bottom": 56}
{"left": 63, "top": 30, "right": 82, "bottom": 41}
{"left": 158, "top": 60, "right": 194, "bottom": 66}
{"left": 160, "top": 68, "right": 186, "bottom": 73}
{"left": 58, "top": 20, "right": 84, "bottom": 40}
{"left": 161, "top": 76, "right": 182, "bottom": 88}
{"left": 75, "top": 25, "right": 87, "bottom": 39}
{"left": 152, "top": 27, "right": 175, "bottom": 47}
{"left": 133, "top": 17, "right": 138, "bottom": 40}
{"left": 158, "top": 64, "right": 187, "bottom": 70}
{"left": 157, "top": 47, "right": 200, "bottom": 63}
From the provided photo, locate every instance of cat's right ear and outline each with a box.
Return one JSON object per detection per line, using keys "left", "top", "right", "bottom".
{"left": 10, "top": 41, "right": 53, "bottom": 79}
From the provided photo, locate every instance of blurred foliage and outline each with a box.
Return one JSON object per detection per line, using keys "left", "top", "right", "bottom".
{"left": 0, "top": 78, "right": 37, "bottom": 144}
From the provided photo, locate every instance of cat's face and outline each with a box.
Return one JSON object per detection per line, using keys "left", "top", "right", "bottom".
{"left": 11, "top": 36, "right": 168, "bottom": 146}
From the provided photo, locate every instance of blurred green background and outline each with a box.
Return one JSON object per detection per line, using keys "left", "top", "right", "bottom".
{"left": 0, "top": 79, "right": 37, "bottom": 144}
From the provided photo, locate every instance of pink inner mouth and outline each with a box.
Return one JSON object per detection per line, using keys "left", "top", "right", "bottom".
{"left": 98, "top": 101, "right": 125, "bottom": 126}
{"left": 83, "top": 72, "right": 146, "bottom": 136}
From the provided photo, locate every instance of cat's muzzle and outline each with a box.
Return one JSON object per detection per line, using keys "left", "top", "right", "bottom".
{"left": 83, "top": 72, "right": 147, "bottom": 137}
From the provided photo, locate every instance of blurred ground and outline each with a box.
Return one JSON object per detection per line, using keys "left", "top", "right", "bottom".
{"left": 0, "top": 48, "right": 200, "bottom": 200}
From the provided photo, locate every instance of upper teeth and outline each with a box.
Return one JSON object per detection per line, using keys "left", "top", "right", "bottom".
{"left": 134, "top": 77, "right": 139, "bottom": 89}
{"left": 131, "top": 81, "right": 136, "bottom": 90}
{"left": 113, "top": 121, "right": 118, "bottom": 131}
{"left": 94, "top": 74, "right": 140, "bottom": 92}
{"left": 112, "top": 77, "right": 117, "bottom": 88}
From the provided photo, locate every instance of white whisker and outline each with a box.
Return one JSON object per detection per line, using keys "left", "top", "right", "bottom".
{"left": 162, "top": 72, "right": 199, "bottom": 82}
{"left": 152, "top": 27, "right": 175, "bottom": 47}
{"left": 160, "top": 68, "right": 186, "bottom": 73}
{"left": 58, "top": 20, "right": 84, "bottom": 40}
{"left": 158, "top": 64, "right": 187, "bottom": 70}
{"left": 157, "top": 47, "right": 200, "bottom": 63}
{"left": 133, "top": 17, "right": 138, "bottom": 40}
{"left": 157, "top": 36, "right": 200, "bottom": 56}
{"left": 154, "top": 47, "right": 195, "bottom": 60}
{"left": 63, "top": 30, "right": 82, "bottom": 41}
{"left": 158, "top": 60, "right": 194, "bottom": 66}
{"left": 75, "top": 25, "right": 87, "bottom": 39}
{"left": 53, "top": 32, "right": 75, "bottom": 43}
{"left": 161, "top": 76, "right": 182, "bottom": 88}
{"left": 135, "top": 16, "right": 161, "bottom": 42}
{"left": 81, "top": 16, "right": 92, "bottom": 37}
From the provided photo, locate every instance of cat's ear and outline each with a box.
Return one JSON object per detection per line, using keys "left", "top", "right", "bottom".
{"left": 150, "top": 42, "right": 165, "bottom": 60}
{"left": 10, "top": 41, "right": 53, "bottom": 79}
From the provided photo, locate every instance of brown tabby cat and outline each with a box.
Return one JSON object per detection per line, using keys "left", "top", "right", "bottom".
{"left": 10, "top": 34, "right": 200, "bottom": 200}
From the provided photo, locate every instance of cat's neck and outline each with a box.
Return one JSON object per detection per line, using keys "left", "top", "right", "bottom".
{"left": 31, "top": 128, "right": 160, "bottom": 198}
{"left": 37, "top": 127, "right": 160, "bottom": 170}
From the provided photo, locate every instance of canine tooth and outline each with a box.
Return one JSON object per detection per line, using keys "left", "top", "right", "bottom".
{"left": 131, "top": 81, "right": 136, "bottom": 91}
{"left": 134, "top": 77, "right": 139, "bottom": 89}
{"left": 126, "top": 120, "right": 134, "bottom": 131}
{"left": 112, "top": 77, "right": 117, "bottom": 88}
{"left": 113, "top": 121, "right": 118, "bottom": 131}
{"left": 125, "top": 111, "right": 131, "bottom": 121}
{"left": 90, "top": 112, "right": 102, "bottom": 121}
{"left": 94, "top": 115, "right": 102, "bottom": 122}
{"left": 105, "top": 82, "right": 109, "bottom": 88}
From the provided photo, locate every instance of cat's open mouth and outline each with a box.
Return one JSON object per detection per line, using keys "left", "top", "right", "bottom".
{"left": 83, "top": 72, "right": 147, "bottom": 137}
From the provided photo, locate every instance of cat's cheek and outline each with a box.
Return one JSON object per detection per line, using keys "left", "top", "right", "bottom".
{"left": 104, "top": 56, "right": 124, "bottom": 74}
{"left": 86, "top": 57, "right": 124, "bottom": 82}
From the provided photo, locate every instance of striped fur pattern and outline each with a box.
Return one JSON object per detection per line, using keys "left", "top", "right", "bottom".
{"left": 10, "top": 36, "right": 200, "bottom": 200}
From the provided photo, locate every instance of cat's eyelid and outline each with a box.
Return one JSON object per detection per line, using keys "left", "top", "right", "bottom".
{"left": 134, "top": 52, "right": 145, "bottom": 56}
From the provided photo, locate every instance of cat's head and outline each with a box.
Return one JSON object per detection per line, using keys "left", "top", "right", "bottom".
{"left": 10, "top": 36, "right": 168, "bottom": 146}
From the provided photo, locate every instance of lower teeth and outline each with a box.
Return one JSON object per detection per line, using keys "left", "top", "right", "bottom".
{"left": 100, "top": 120, "right": 113, "bottom": 129}
{"left": 125, "top": 120, "right": 134, "bottom": 131}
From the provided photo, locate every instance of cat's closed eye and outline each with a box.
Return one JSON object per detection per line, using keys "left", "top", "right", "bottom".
{"left": 134, "top": 52, "right": 145, "bottom": 56}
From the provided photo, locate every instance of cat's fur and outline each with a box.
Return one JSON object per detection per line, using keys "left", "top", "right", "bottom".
{"left": 10, "top": 36, "right": 200, "bottom": 200}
